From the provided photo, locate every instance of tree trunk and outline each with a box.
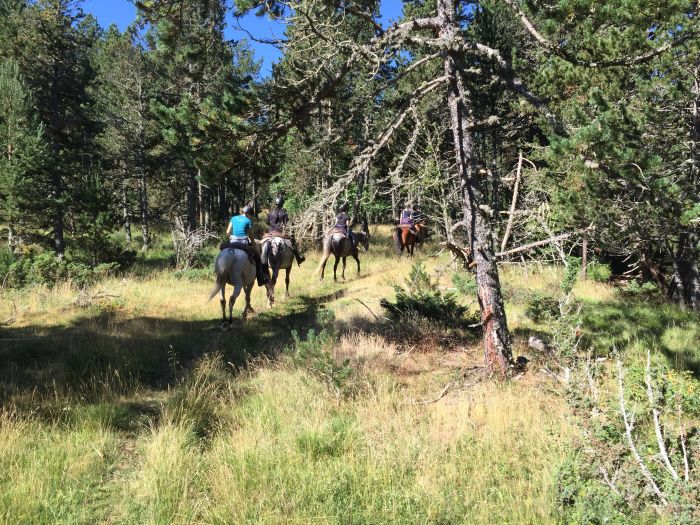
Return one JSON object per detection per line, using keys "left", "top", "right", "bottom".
{"left": 52, "top": 171, "right": 65, "bottom": 257}
{"left": 122, "top": 173, "right": 132, "bottom": 245}
{"left": 198, "top": 178, "right": 204, "bottom": 229}
{"left": 7, "top": 223, "right": 14, "bottom": 249}
{"left": 140, "top": 167, "right": 149, "bottom": 250}
{"left": 439, "top": 0, "right": 511, "bottom": 375}
{"left": 186, "top": 169, "right": 197, "bottom": 232}
{"left": 218, "top": 179, "right": 228, "bottom": 222}
{"left": 670, "top": 232, "right": 700, "bottom": 310}
{"left": 581, "top": 233, "right": 588, "bottom": 281}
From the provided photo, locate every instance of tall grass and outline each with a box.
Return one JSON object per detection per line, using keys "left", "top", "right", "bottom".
{"left": 0, "top": 229, "right": 697, "bottom": 523}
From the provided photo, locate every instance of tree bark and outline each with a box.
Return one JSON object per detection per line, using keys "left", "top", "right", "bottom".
{"left": 439, "top": 0, "right": 511, "bottom": 375}
{"left": 186, "top": 169, "right": 197, "bottom": 232}
{"left": 581, "top": 233, "right": 588, "bottom": 281}
{"left": 122, "top": 176, "right": 132, "bottom": 244}
{"left": 670, "top": 232, "right": 700, "bottom": 310}
{"left": 7, "top": 223, "right": 14, "bottom": 249}
{"left": 139, "top": 167, "right": 149, "bottom": 250}
{"left": 52, "top": 171, "right": 65, "bottom": 257}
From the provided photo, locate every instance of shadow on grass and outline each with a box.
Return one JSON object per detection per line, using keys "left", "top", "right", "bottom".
{"left": 0, "top": 289, "right": 346, "bottom": 411}
{"left": 580, "top": 298, "right": 699, "bottom": 376}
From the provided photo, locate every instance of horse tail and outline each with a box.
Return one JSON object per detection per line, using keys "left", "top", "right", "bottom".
{"left": 208, "top": 252, "right": 228, "bottom": 301}
{"left": 393, "top": 227, "right": 403, "bottom": 254}
{"left": 208, "top": 282, "right": 222, "bottom": 302}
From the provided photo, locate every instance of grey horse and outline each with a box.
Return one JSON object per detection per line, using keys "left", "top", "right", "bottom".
{"left": 318, "top": 230, "right": 369, "bottom": 281}
{"left": 261, "top": 237, "right": 294, "bottom": 307}
{"left": 209, "top": 247, "right": 270, "bottom": 328}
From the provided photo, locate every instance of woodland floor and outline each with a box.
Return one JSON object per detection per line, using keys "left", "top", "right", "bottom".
{"left": 0, "top": 226, "right": 698, "bottom": 524}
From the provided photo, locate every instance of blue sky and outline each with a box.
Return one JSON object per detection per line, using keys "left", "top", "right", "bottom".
{"left": 82, "top": 0, "right": 406, "bottom": 76}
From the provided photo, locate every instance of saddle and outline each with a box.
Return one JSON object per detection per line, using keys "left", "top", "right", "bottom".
{"left": 262, "top": 233, "right": 293, "bottom": 249}
{"left": 219, "top": 241, "right": 257, "bottom": 263}
{"left": 263, "top": 230, "right": 289, "bottom": 239}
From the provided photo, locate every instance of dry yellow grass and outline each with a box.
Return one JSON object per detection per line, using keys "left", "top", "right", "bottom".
{"left": 0, "top": 232, "right": 627, "bottom": 523}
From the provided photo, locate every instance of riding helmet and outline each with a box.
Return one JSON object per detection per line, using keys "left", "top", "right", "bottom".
{"left": 242, "top": 204, "right": 254, "bottom": 216}
{"left": 275, "top": 194, "right": 285, "bottom": 207}
{"left": 338, "top": 202, "right": 349, "bottom": 212}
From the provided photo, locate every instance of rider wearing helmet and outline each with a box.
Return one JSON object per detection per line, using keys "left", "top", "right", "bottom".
{"left": 226, "top": 204, "right": 270, "bottom": 286}
{"left": 267, "top": 194, "right": 305, "bottom": 266}
{"left": 411, "top": 204, "right": 425, "bottom": 225}
{"left": 334, "top": 202, "right": 356, "bottom": 252}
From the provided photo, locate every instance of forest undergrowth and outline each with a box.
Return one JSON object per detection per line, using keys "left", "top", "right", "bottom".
{"left": 0, "top": 228, "right": 698, "bottom": 524}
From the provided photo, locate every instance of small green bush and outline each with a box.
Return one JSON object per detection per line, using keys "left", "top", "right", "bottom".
{"left": 620, "top": 280, "right": 660, "bottom": 299}
{"left": 289, "top": 329, "right": 352, "bottom": 390}
{"left": 173, "top": 268, "right": 212, "bottom": 281}
{"left": 586, "top": 261, "right": 612, "bottom": 282}
{"left": 452, "top": 271, "right": 477, "bottom": 296}
{"left": 524, "top": 291, "right": 560, "bottom": 323}
{"left": 381, "top": 263, "right": 471, "bottom": 327}
{"left": 562, "top": 256, "right": 582, "bottom": 294}
{"left": 2, "top": 250, "right": 119, "bottom": 289}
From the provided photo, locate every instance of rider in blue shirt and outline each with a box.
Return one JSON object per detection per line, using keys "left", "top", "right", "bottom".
{"left": 224, "top": 205, "right": 269, "bottom": 285}
{"left": 227, "top": 211, "right": 253, "bottom": 243}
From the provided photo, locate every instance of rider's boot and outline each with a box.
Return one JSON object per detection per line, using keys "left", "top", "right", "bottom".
{"left": 290, "top": 238, "right": 305, "bottom": 266}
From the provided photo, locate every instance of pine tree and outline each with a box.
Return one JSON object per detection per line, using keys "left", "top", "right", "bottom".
{"left": 11, "top": 0, "right": 102, "bottom": 256}
{"left": 0, "top": 59, "right": 48, "bottom": 248}
{"left": 142, "top": 0, "right": 256, "bottom": 232}
{"left": 94, "top": 25, "right": 155, "bottom": 249}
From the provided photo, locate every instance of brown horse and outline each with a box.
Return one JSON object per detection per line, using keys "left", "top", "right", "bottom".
{"left": 393, "top": 225, "right": 419, "bottom": 256}
{"left": 318, "top": 229, "right": 369, "bottom": 281}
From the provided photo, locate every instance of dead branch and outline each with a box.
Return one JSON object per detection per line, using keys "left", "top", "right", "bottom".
{"left": 501, "top": 151, "right": 523, "bottom": 252}
{"left": 645, "top": 348, "right": 680, "bottom": 481}
{"left": 496, "top": 232, "right": 574, "bottom": 258}
{"left": 616, "top": 358, "right": 668, "bottom": 506}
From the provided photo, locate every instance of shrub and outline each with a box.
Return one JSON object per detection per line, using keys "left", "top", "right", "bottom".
{"left": 452, "top": 271, "right": 477, "bottom": 296}
{"left": 524, "top": 291, "right": 560, "bottom": 323}
{"left": 0, "top": 247, "right": 121, "bottom": 289}
{"left": 288, "top": 329, "right": 352, "bottom": 390}
{"left": 621, "top": 279, "right": 660, "bottom": 299}
{"left": 586, "top": 260, "right": 612, "bottom": 282}
{"left": 381, "top": 262, "right": 471, "bottom": 327}
{"left": 560, "top": 355, "right": 700, "bottom": 523}
{"left": 173, "top": 268, "right": 212, "bottom": 281}
{"left": 562, "top": 256, "right": 582, "bottom": 294}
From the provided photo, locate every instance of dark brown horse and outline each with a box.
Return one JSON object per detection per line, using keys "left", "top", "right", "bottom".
{"left": 318, "top": 229, "right": 369, "bottom": 281}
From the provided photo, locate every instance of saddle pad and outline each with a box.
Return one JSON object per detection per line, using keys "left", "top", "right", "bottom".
{"left": 219, "top": 242, "right": 256, "bottom": 263}
{"left": 263, "top": 231, "right": 289, "bottom": 239}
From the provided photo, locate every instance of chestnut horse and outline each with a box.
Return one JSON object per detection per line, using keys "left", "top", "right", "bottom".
{"left": 393, "top": 225, "right": 417, "bottom": 256}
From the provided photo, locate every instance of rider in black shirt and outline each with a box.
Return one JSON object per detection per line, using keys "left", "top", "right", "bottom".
{"left": 267, "top": 194, "right": 305, "bottom": 265}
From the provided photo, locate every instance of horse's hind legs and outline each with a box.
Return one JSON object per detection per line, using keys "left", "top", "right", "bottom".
{"left": 242, "top": 284, "right": 254, "bottom": 320}
{"left": 220, "top": 284, "right": 229, "bottom": 330}
{"left": 285, "top": 268, "right": 291, "bottom": 298}
{"left": 341, "top": 257, "right": 347, "bottom": 280}
{"left": 333, "top": 256, "right": 340, "bottom": 281}
{"left": 319, "top": 255, "right": 329, "bottom": 282}
{"left": 229, "top": 285, "right": 242, "bottom": 324}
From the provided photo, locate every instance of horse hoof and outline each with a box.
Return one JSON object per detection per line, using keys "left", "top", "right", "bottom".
{"left": 220, "top": 322, "right": 230, "bottom": 331}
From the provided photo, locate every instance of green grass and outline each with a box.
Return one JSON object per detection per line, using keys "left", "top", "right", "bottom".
{"left": 0, "top": 227, "right": 697, "bottom": 523}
